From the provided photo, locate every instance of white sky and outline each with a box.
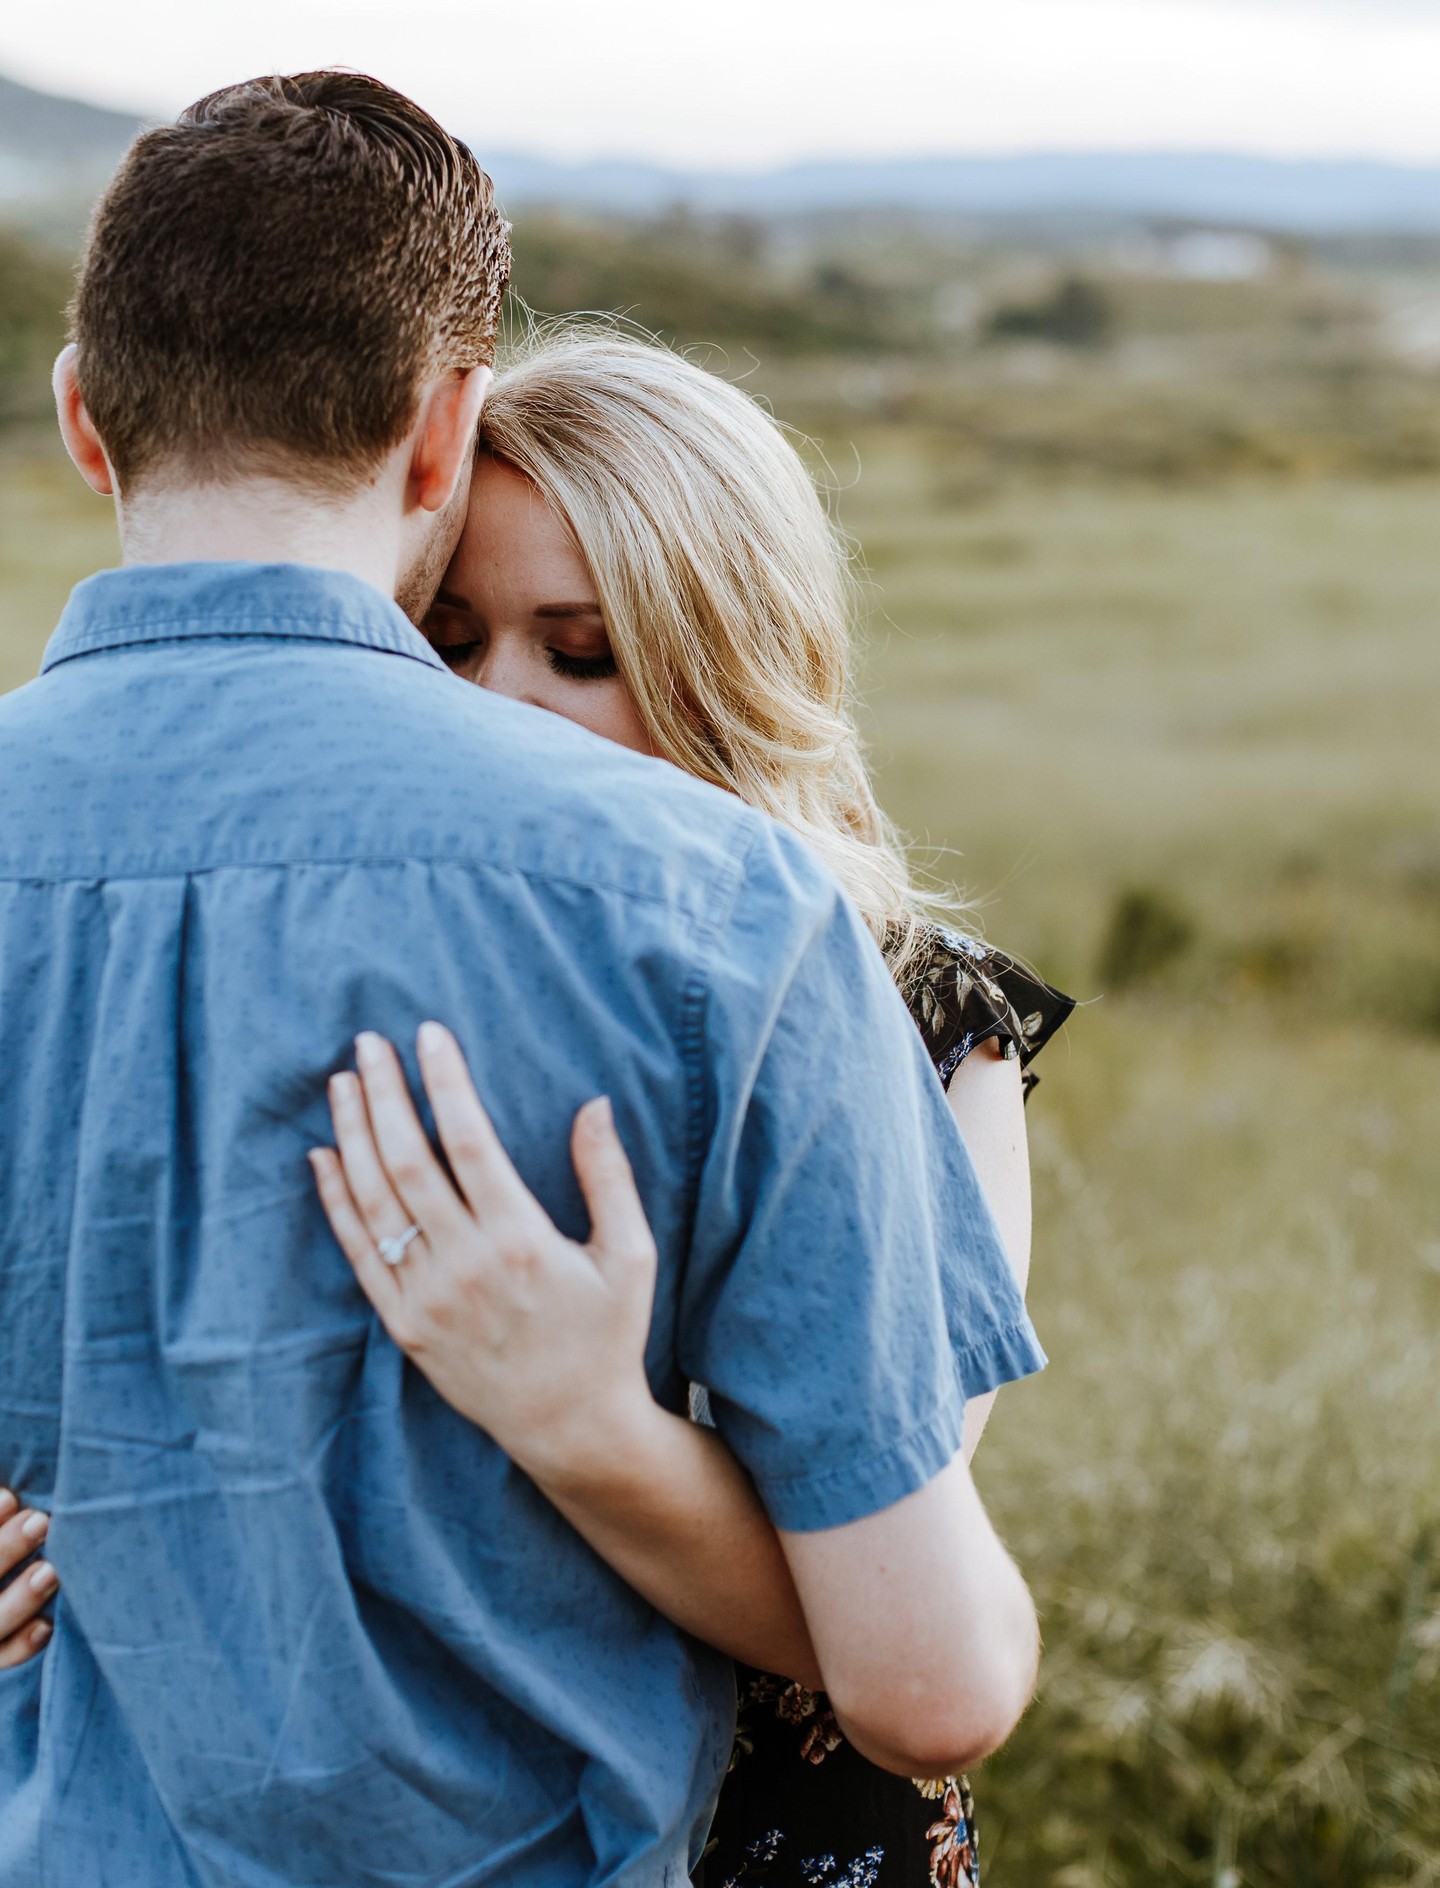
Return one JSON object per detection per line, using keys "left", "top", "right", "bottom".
{"left": 5, "top": 0, "right": 1440, "bottom": 168}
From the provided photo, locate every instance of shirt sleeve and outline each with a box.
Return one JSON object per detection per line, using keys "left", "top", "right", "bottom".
{"left": 676, "top": 822, "right": 1046, "bottom": 1533}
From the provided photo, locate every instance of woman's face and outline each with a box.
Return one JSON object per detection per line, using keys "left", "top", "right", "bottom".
{"left": 425, "top": 456, "right": 654, "bottom": 755}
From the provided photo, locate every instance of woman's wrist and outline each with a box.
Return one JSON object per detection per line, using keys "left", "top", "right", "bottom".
{"left": 512, "top": 1382, "right": 676, "bottom": 1504}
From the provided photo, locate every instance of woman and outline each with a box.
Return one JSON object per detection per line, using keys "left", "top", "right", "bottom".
{"left": 0, "top": 327, "right": 1070, "bottom": 1884}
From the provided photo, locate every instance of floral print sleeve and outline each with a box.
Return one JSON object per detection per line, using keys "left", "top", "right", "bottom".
{"left": 694, "top": 931, "right": 1071, "bottom": 1888}
{"left": 908, "top": 926, "right": 1075, "bottom": 1098}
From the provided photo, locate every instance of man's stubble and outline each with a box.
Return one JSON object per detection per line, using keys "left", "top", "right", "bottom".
{"left": 395, "top": 459, "right": 475, "bottom": 626}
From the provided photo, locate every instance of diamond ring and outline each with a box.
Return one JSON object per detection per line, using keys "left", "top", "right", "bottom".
{"left": 377, "top": 1223, "right": 422, "bottom": 1268}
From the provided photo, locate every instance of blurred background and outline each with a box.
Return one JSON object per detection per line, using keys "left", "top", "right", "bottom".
{"left": 3, "top": 4, "right": 1439, "bottom": 1880}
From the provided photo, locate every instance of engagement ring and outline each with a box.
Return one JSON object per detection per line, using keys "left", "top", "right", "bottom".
{"left": 378, "top": 1223, "right": 422, "bottom": 1268}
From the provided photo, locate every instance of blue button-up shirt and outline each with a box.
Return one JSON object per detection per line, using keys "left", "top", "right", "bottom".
{"left": 0, "top": 563, "right": 1043, "bottom": 1888}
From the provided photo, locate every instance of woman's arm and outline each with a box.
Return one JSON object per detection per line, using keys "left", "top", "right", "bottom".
{"left": 527, "top": 1400, "right": 821, "bottom": 1687}
{"left": 312, "top": 1024, "right": 1032, "bottom": 1685}
{"left": 314, "top": 1028, "right": 820, "bottom": 1684}
{"left": 946, "top": 1042, "right": 1032, "bottom": 1459}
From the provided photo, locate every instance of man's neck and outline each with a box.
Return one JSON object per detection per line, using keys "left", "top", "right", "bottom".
{"left": 116, "top": 472, "right": 403, "bottom": 598}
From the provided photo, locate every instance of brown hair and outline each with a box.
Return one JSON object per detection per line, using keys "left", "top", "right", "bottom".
{"left": 70, "top": 71, "right": 511, "bottom": 494}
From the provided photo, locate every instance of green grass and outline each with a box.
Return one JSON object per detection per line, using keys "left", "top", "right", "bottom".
{"left": 798, "top": 421, "right": 1440, "bottom": 1882}
{"left": 3, "top": 394, "right": 1438, "bottom": 1883}
{"left": 826, "top": 442, "right": 1440, "bottom": 999}
{"left": 0, "top": 431, "right": 116, "bottom": 692}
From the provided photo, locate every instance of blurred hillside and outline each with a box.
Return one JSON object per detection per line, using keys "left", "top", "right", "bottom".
{"left": 0, "top": 73, "right": 139, "bottom": 236}
{"left": 9, "top": 69, "right": 1440, "bottom": 232}
{"left": 9, "top": 185, "right": 1440, "bottom": 474}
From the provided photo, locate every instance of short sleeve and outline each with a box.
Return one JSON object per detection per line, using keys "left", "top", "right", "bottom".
{"left": 909, "top": 926, "right": 1075, "bottom": 1097}
{"left": 676, "top": 825, "right": 1046, "bottom": 1533}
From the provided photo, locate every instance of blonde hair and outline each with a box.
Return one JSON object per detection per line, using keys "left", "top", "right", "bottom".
{"left": 480, "top": 323, "right": 946, "bottom": 986}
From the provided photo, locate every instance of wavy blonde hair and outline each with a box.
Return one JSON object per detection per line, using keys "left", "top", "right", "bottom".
{"left": 479, "top": 323, "right": 946, "bottom": 986}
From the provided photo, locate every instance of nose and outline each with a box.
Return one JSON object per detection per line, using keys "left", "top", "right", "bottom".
{"left": 472, "top": 635, "right": 543, "bottom": 706}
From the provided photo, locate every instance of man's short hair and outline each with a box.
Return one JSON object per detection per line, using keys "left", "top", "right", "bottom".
{"left": 70, "top": 71, "right": 511, "bottom": 494}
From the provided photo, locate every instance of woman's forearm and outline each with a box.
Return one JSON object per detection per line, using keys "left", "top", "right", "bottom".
{"left": 528, "top": 1400, "right": 822, "bottom": 1687}
{"left": 528, "top": 1047, "right": 1036, "bottom": 1671}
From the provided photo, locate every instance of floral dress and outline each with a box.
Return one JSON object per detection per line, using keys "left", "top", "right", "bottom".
{"left": 696, "top": 927, "right": 1074, "bottom": 1888}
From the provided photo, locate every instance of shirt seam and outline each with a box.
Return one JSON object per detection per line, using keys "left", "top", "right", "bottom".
{"left": 950, "top": 1313, "right": 1042, "bottom": 1372}
{"left": 756, "top": 1385, "right": 964, "bottom": 1502}
{"left": 0, "top": 853, "right": 716, "bottom": 915}
{"left": 42, "top": 623, "right": 442, "bottom": 672}
{"left": 676, "top": 817, "right": 764, "bottom": 1231}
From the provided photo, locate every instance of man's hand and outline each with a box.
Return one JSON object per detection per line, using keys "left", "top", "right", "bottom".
{"left": 0, "top": 1488, "right": 56, "bottom": 1669}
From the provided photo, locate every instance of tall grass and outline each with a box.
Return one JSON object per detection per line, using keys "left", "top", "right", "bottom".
{"left": 790, "top": 408, "right": 1440, "bottom": 1883}
{"left": 982, "top": 1011, "right": 1440, "bottom": 1884}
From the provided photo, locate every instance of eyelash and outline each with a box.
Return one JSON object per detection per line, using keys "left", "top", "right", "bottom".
{"left": 433, "top": 638, "right": 618, "bottom": 683}
{"left": 437, "top": 641, "right": 482, "bottom": 672}
{"left": 547, "top": 648, "right": 618, "bottom": 682}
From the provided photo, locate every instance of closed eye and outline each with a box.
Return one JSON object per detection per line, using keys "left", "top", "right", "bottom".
{"left": 437, "top": 640, "right": 485, "bottom": 672}
{"left": 547, "top": 648, "right": 618, "bottom": 681}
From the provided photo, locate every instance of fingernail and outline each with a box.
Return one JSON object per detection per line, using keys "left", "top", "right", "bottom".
{"left": 20, "top": 1512, "right": 47, "bottom": 1543}
{"left": 417, "top": 1021, "right": 447, "bottom": 1055}
{"left": 355, "top": 1032, "right": 385, "bottom": 1069}
{"left": 29, "top": 1563, "right": 57, "bottom": 1595}
{"left": 590, "top": 1096, "right": 614, "bottom": 1129}
{"left": 30, "top": 1620, "right": 51, "bottom": 1646}
{"left": 0, "top": 1490, "right": 15, "bottom": 1522}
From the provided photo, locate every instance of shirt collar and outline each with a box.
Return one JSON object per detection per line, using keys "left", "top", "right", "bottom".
{"left": 40, "top": 561, "right": 449, "bottom": 676}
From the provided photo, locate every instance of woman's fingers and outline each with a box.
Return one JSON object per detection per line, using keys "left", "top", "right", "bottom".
{"left": 351, "top": 1034, "right": 472, "bottom": 1245}
{"left": 0, "top": 1615, "right": 52, "bottom": 1671}
{"left": 0, "top": 1499, "right": 48, "bottom": 1579}
{"left": 571, "top": 1098, "right": 658, "bottom": 1276}
{"left": 0, "top": 1559, "right": 57, "bottom": 1640}
{"left": 0, "top": 1499, "right": 57, "bottom": 1663}
{"left": 308, "top": 1148, "right": 404, "bottom": 1325}
{"left": 416, "top": 1022, "right": 528, "bottom": 1219}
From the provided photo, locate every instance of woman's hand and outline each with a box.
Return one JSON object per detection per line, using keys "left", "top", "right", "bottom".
{"left": 310, "top": 1024, "right": 821, "bottom": 1682}
{"left": 310, "top": 1024, "right": 661, "bottom": 1489}
{"left": 0, "top": 1488, "right": 57, "bottom": 1669}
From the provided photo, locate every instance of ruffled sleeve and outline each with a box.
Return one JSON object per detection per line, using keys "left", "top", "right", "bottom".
{"left": 906, "top": 925, "right": 1074, "bottom": 1098}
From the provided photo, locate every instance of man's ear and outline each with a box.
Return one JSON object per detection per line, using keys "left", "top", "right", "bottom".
{"left": 408, "top": 364, "right": 493, "bottom": 516}
{"left": 53, "top": 345, "right": 116, "bottom": 497}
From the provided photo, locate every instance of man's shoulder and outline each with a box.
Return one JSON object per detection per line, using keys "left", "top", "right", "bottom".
{"left": 0, "top": 634, "right": 822, "bottom": 941}
{"left": 351, "top": 667, "right": 784, "bottom": 921}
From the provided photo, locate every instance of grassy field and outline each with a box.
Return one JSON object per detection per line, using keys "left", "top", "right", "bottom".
{"left": 817, "top": 422, "right": 1440, "bottom": 1884}
{"left": 3, "top": 346, "right": 1439, "bottom": 1881}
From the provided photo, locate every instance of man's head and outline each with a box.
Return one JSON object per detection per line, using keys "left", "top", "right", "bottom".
{"left": 55, "top": 72, "right": 509, "bottom": 608}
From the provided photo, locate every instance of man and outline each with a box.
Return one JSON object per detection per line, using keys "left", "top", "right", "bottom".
{"left": 0, "top": 72, "right": 1039, "bottom": 1887}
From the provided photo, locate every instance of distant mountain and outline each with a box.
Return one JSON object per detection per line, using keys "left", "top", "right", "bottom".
{"left": 4, "top": 71, "right": 1440, "bottom": 237}
{"left": 0, "top": 72, "right": 142, "bottom": 159}
{"left": 0, "top": 73, "right": 142, "bottom": 226}
{"left": 479, "top": 148, "right": 1440, "bottom": 235}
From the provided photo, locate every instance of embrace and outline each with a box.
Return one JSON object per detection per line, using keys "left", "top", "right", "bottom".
{"left": 0, "top": 72, "right": 1073, "bottom": 1888}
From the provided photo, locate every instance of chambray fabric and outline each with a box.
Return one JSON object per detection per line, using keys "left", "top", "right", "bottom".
{"left": 0, "top": 563, "right": 1044, "bottom": 1888}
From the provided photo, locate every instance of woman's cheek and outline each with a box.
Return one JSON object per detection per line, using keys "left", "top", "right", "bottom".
{"left": 588, "top": 687, "right": 654, "bottom": 756}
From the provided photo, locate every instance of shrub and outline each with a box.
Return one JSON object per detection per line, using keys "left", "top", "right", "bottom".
{"left": 1097, "top": 888, "right": 1196, "bottom": 992}
{"left": 986, "top": 276, "right": 1116, "bottom": 349}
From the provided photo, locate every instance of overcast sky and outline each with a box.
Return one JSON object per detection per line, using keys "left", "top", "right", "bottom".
{"left": 5, "top": 0, "right": 1440, "bottom": 168}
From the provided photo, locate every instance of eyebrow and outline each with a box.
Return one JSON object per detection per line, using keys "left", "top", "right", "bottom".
{"left": 534, "top": 602, "right": 605, "bottom": 621}
{"left": 432, "top": 587, "right": 473, "bottom": 611}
